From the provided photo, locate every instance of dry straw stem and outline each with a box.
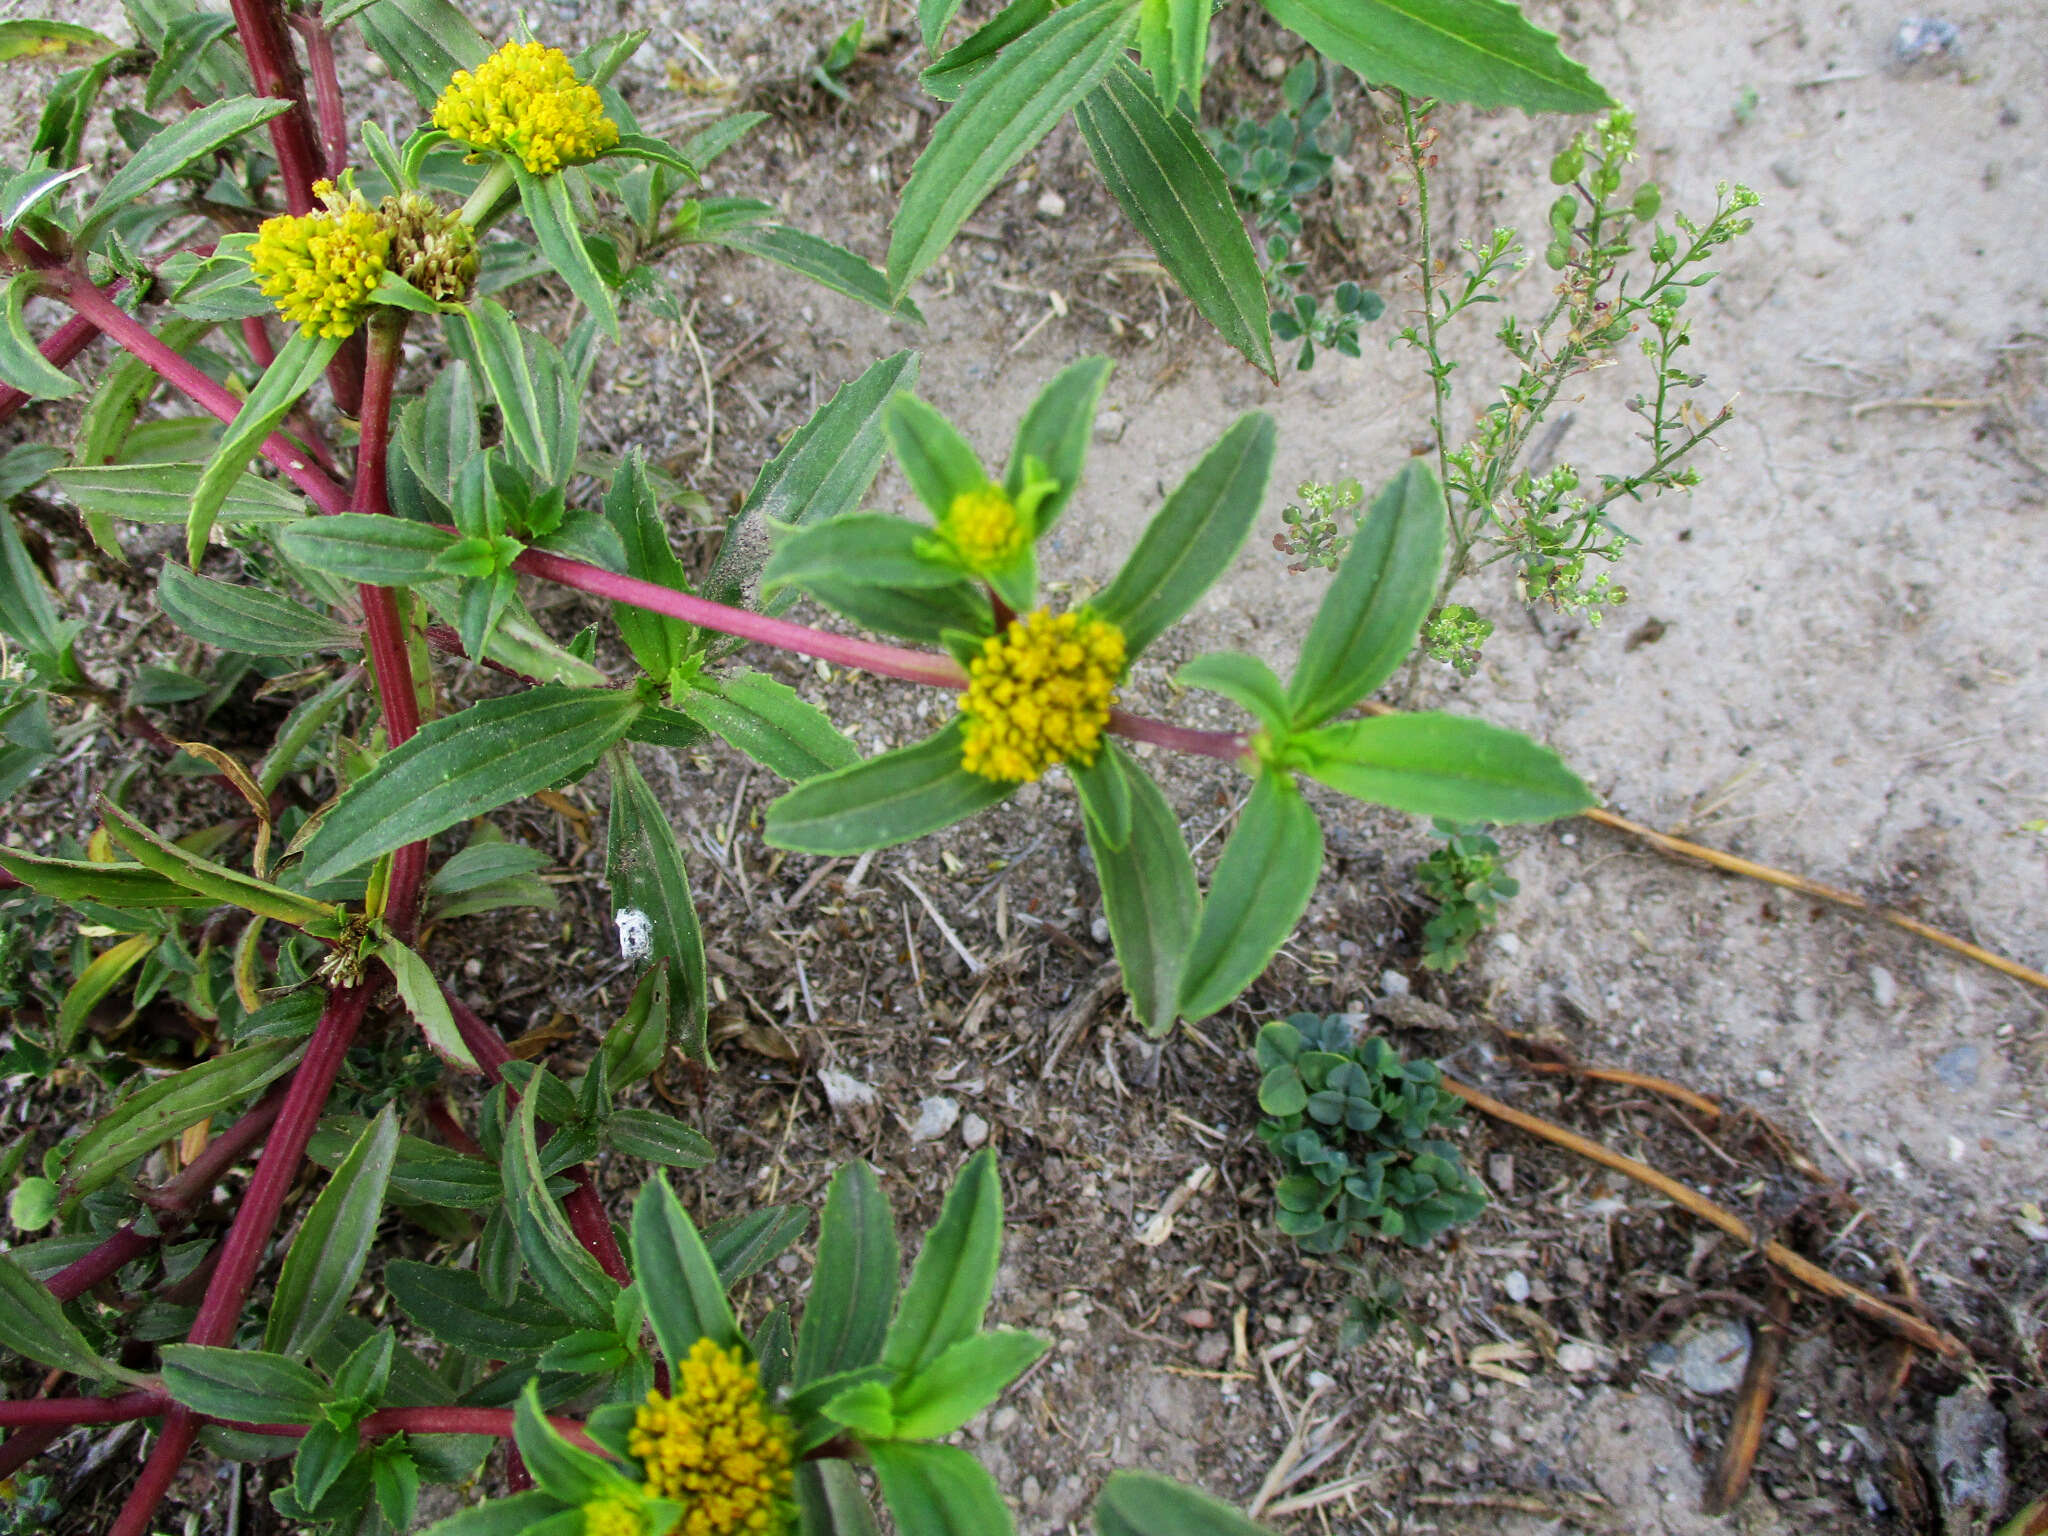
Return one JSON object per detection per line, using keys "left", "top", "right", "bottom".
{"left": 1703, "top": 1279, "right": 1789, "bottom": 1515}
{"left": 1440, "top": 1075, "right": 1972, "bottom": 1361}
{"left": 1353, "top": 701, "right": 2048, "bottom": 994}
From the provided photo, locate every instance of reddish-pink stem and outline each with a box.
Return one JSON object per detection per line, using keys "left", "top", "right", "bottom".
{"left": 223, "top": 0, "right": 322, "bottom": 216}
{"left": 0, "top": 1427, "right": 61, "bottom": 1482}
{"left": 514, "top": 546, "right": 970, "bottom": 691}
{"left": 0, "top": 1399, "right": 596, "bottom": 1454}
{"left": 291, "top": 13, "right": 350, "bottom": 180}
{"left": 0, "top": 312, "right": 100, "bottom": 422}
{"left": 0, "top": 1392, "right": 168, "bottom": 1429}
{"left": 240, "top": 314, "right": 278, "bottom": 370}
{"left": 1106, "top": 708, "right": 1252, "bottom": 764}
{"left": 108, "top": 985, "right": 372, "bottom": 1536}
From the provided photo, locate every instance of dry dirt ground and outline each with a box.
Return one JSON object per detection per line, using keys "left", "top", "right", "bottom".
{"left": 3, "top": 0, "right": 2046, "bottom": 1532}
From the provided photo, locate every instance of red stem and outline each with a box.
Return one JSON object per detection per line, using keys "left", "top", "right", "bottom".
{"left": 108, "top": 985, "right": 372, "bottom": 1536}
{"left": 1106, "top": 708, "right": 1252, "bottom": 764}
{"left": 0, "top": 312, "right": 100, "bottom": 423}
{"left": 222, "top": 0, "right": 323, "bottom": 216}
{"left": 240, "top": 314, "right": 278, "bottom": 370}
{"left": 0, "top": 1428, "right": 61, "bottom": 1482}
{"left": 0, "top": 1400, "right": 597, "bottom": 1454}
{"left": 424, "top": 1099, "right": 483, "bottom": 1157}
{"left": 0, "top": 1392, "right": 168, "bottom": 1429}
{"left": 291, "top": 13, "right": 350, "bottom": 180}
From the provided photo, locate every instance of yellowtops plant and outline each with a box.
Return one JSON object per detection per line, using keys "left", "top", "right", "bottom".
{"left": 940, "top": 483, "right": 1028, "bottom": 570}
{"left": 434, "top": 40, "right": 621, "bottom": 175}
{"left": 248, "top": 179, "right": 390, "bottom": 338}
{"left": 960, "top": 607, "right": 1125, "bottom": 782}
{"left": 627, "top": 1337, "right": 793, "bottom": 1535}
{"left": 582, "top": 1497, "right": 651, "bottom": 1536}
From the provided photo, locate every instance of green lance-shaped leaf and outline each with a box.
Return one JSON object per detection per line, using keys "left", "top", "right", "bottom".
{"left": 187, "top": 329, "right": 341, "bottom": 564}
{"left": 512, "top": 1380, "right": 636, "bottom": 1508}
{"left": 763, "top": 719, "right": 1012, "bottom": 857}
{"left": 61, "top": 1037, "right": 303, "bottom": 1198}
{"left": 78, "top": 95, "right": 291, "bottom": 237}
{"left": 870, "top": 1441, "right": 1014, "bottom": 1536}
{"left": 0, "top": 1252, "right": 150, "bottom": 1385}
{"left": 0, "top": 846, "right": 214, "bottom": 908}
{"left": 0, "top": 18, "right": 118, "bottom": 61}
{"left": 1176, "top": 652, "right": 1290, "bottom": 739}
{"left": 502, "top": 1086, "right": 620, "bottom": 1329}
{"left": 703, "top": 1205, "right": 809, "bottom": 1287}
{"left": 882, "top": 1148, "right": 1002, "bottom": 1378}
{"left": 1074, "top": 62, "right": 1274, "bottom": 379}
{"left": 630, "top": 1173, "right": 740, "bottom": 1360}
{"left": 804, "top": 572, "right": 993, "bottom": 647}
{"left": 378, "top": 934, "right": 483, "bottom": 1072}
{"left": 795, "top": 1160, "right": 900, "bottom": 1386}
{"left": 1072, "top": 742, "right": 1132, "bottom": 851}
{"left": 415, "top": 1491, "right": 572, "bottom": 1536}
{"left": 0, "top": 489, "right": 70, "bottom": 671}
{"left": 1094, "top": 1471, "right": 1276, "bottom": 1536}
{"left": 920, "top": 0, "right": 967, "bottom": 49}
{"left": 385, "top": 1261, "right": 575, "bottom": 1357}
{"left": 1177, "top": 771, "right": 1324, "bottom": 1022}
{"left": 763, "top": 513, "right": 969, "bottom": 597}
{"left": 604, "top": 451, "right": 694, "bottom": 683}
{"left": 887, "top": 0, "right": 1136, "bottom": 299}
{"left": 889, "top": 1329, "right": 1048, "bottom": 1440}
{"left": 305, "top": 1125, "right": 501, "bottom": 1208}
{"left": 1007, "top": 354, "right": 1111, "bottom": 535}
{"left": 462, "top": 299, "right": 579, "bottom": 486}
{"left": 157, "top": 565, "right": 361, "bottom": 656}
{"left": 161, "top": 1345, "right": 327, "bottom": 1424}
{"left": 300, "top": 686, "right": 642, "bottom": 885}
{"left": 1087, "top": 745, "right": 1200, "bottom": 1035}
{"left": 99, "top": 798, "right": 339, "bottom": 929}
{"left": 603, "top": 1108, "right": 716, "bottom": 1171}
{"left": 265, "top": 1106, "right": 401, "bottom": 1360}
{"left": 353, "top": 0, "right": 486, "bottom": 109}
{"left": 56, "top": 932, "right": 154, "bottom": 1050}
{"left": 50, "top": 461, "right": 306, "bottom": 527}
{"left": 886, "top": 392, "right": 988, "bottom": 521}
{"left": 697, "top": 222, "right": 922, "bottom": 322}
{"left": 680, "top": 670, "right": 859, "bottom": 783}
{"left": 605, "top": 748, "right": 710, "bottom": 1066}
{"left": 1286, "top": 460, "right": 1447, "bottom": 728}
{"left": 0, "top": 274, "right": 81, "bottom": 400}
{"left": 398, "top": 358, "right": 481, "bottom": 509}
{"left": 923, "top": 0, "right": 1055, "bottom": 101}
{"left": 1094, "top": 413, "right": 1275, "bottom": 657}
{"left": 511, "top": 162, "right": 618, "bottom": 340}
{"left": 1258, "top": 0, "right": 1614, "bottom": 114}
{"left": 1295, "top": 712, "right": 1595, "bottom": 823}
{"left": 798, "top": 1461, "right": 885, "bottom": 1536}
{"left": 704, "top": 348, "right": 919, "bottom": 610}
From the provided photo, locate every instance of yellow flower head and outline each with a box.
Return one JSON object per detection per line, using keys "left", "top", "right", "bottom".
{"left": 941, "top": 484, "right": 1027, "bottom": 571}
{"left": 584, "top": 1498, "right": 648, "bottom": 1536}
{"left": 434, "top": 41, "right": 620, "bottom": 175}
{"left": 249, "top": 180, "right": 390, "bottom": 339}
{"left": 628, "top": 1338, "right": 792, "bottom": 1536}
{"left": 960, "top": 608, "right": 1125, "bottom": 783}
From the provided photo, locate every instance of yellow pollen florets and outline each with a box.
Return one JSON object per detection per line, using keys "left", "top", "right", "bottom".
{"left": 628, "top": 1338, "right": 791, "bottom": 1536}
{"left": 249, "top": 180, "right": 390, "bottom": 339}
{"left": 960, "top": 608, "right": 1126, "bottom": 783}
{"left": 941, "top": 484, "right": 1026, "bottom": 570}
{"left": 583, "top": 1498, "right": 647, "bottom": 1536}
{"left": 433, "top": 41, "right": 620, "bottom": 175}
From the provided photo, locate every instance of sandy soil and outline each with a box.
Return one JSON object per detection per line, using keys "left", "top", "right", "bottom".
{"left": 3, "top": 0, "right": 2045, "bottom": 1532}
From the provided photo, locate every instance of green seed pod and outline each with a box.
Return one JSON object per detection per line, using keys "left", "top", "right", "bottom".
{"left": 1549, "top": 147, "right": 1584, "bottom": 184}
{"left": 1631, "top": 183, "right": 1662, "bottom": 221}
{"left": 1545, "top": 241, "right": 1570, "bottom": 271}
{"left": 1549, "top": 194, "right": 1578, "bottom": 232}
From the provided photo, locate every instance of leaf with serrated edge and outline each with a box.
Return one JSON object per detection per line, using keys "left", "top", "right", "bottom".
{"left": 99, "top": 798, "right": 337, "bottom": 928}
{"left": 501, "top": 1087, "right": 618, "bottom": 1329}
{"left": 378, "top": 935, "right": 482, "bottom": 1072}
{"left": 680, "top": 670, "right": 859, "bottom": 783}
{"left": 869, "top": 1442, "right": 1014, "bottom": 1536}
{"left": 1093, "top": 1470, "right": 1274, "bottom": 1536}
{"left": 0, "top": 1252, "right": 149, "bottom": 1384}
{"left": 160, "top": 1345, "right": 326, "bottom": 1423}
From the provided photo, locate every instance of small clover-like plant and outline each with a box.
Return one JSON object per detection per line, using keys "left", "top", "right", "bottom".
{"left": 1255, "top": 1015, "right": 1487, "bottom": 1254}
{"left": 1415, "top": 819, "right": 1519, "bottom": 971}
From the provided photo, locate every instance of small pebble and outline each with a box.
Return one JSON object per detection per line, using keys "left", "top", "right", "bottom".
{"left": 1675, "top": 1317, "right": 1752, "bottom": 1394}
{"left": 1870, "top": 966, "right": 1898, "bottom": 1008}
{"left": 1495, "top": 932, "right": 1522, "bottom": 957}
{"left": 1933, "top": 1044, "right": 1980, "bottom": 1091}
{"left": 1488, "top": 1429, "right": 1516, "bottom": 1454}
{"left": 910, "top": 1096, "right": 960, "bottom": 1143}
{"left": 1771, "top": 159, "right": 1804, "bottom": 188}
{"left": 1754, "top": 1067, "right": 1779, "bottom": 1088}
{"left": 1503, "top": 1269, "right": 1532, "bottom": 1303}
{"left": 1380, "top": 969, "right": 1411, "bottom": 997}
{"left": 1021, "top": 1475, "right": 1043, "bottom": 1507}
{"left": 1180, "top": 1308, "right": 1215, "bottom": 1330}
{"left": 1195, "top": 1334, "right": 1229, "bottom": 1368}
{"left": 1035, "top": 189, "right": 1067, "bottom": 218}
{"left": 1556, "top": 1342, "right": 1598, "bottom": 1374}
{"left": 960, "top": 1111, "right": 990, "bottom": 1149}
{"left": 1091, "top": 916, "right": 1112, "bottom": 945}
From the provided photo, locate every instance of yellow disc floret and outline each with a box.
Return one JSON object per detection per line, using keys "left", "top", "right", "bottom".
{"left": 433, "top": 41, "right": 620, "bottom": 175}
{"left": 628, "top": 1338, "right": 792, "bottom": 1536}
{"left": 584, "top": 1498, "right": 648, "bottom": 1536}
{"left": 959, "top": 608, "right": 1126, "bottom": 783}
{"left": 249, "top": 180, "right": 390, "bottom": 339}
{"left": 941, "top": 484, "right": 1027, "bottom": 570}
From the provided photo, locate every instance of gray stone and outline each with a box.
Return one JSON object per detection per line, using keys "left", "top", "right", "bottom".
{"left": 1933, "top": 1044, "right": 1980, "bottom": 1090}
{"left": 1674, "top": 1317, "right": 1752, "bottom": 1394}
{"left": 1931, "top": 1385, "right": 2007, "bottom": 1528}
{"left": 910, "top": 1096, "right": 960, "bottom": 1143}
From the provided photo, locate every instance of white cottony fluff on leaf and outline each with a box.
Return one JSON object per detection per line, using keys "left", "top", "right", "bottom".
{"left": 614, "top": 908, "right": 653, "bottom": 960}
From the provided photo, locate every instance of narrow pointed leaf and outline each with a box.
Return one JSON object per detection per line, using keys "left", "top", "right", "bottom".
{"left": 920, "top": 0, "right": 966, "bottom": 48}
{"left": 795, "top": 1161, "right": 899, "bottom": 1385}
{"left": 81, "top": 95, "right": 291, "bottom": 235}
{"left": 502, "top": 1087, "right": 619, "bottom": 1329}
{"left": 1094, "top": 413, "right": 1275, "bottom": 656}
{"left": 882, "top": 1148, "right": 1001, "bottom": 1377}
{"left": 699, "top": 222, "right": 921, "bottom": 322}
{"left": 922, "top": 0, "right": 1055, "bottom": 101}
{"left": 1006, "top": 354, "right": 1112, "bottom": 534}
{"left": 100, "top": 798, "right": 339, "bottom": 928}
{"left": 680, "top": 670, "right": 859, "bottom": 782}
{"left": 1296, "top": 712, "right": 1594, "bottom": 823}
{"left": 1075, "top": 61, "right": 1273, "bottom": 378}
{"left": 1177, "top": 772, "right": 1323, "bottom": 1022}
{"left": 188, "top": 329, "right": 340, "bottom": 563}
{"left": 161, "top": 1345, "right": 326, "bottom": 1423}
{"left": 385, "top": 1262, "right": 574, "bottom": 1357}
{"left": 301, "top": 687, "right": 641, "bottom": 884}
{"left": 0, "top": 274, "right": 81, "bottom": 399}
{"left": 0, "top": 846, "right": 215, "bottom": 908}
{"left": 158, "top": 565, "right": 360, "bottom": 655}
{"left": 51, "top": 461, "right": 305, "bottom": 526}
{"left": 890, "top": 1329, "right": 1047, "bottom": 1439}
{"left": 887, "top": 0, "right": 1135, "bottom": 298}
{"left": 630, "top": 1174, "right": 739, "bottom": 1359}
{"left": 56, "top": 933, "right": 154, "bottom": 1049}
{"left": 1176, "top": 652, "right": 1289, "bottom": 738}
{"left": 763, "top": 720, "right": 1011, "bottom": 856}
{"left": 379, "top": 935, "right": 483, "bottom": 1072}
{"left": 1072, "top": 745, "right": 1131, "bottom": 851}
{"left": 1286, "top": 461, "right": 1446, "bottom": 727}
{"left": 606, "top": 749, "right": 710, "bottom": 1066}
{"left": 1094, "top": 1471, "right": 1274, "bottom": 1535}
{"left": 702, "top": 1206, "right": 808, "bottom": 1286}
{"left": 1259, "top": 0, "right": 1613, "bottom": 114}
{"left": 763, "top": 513, "right": 966, "bottom": 596}
{"left": 869, "top": 1442, "right": 1013, "bottom": 1536}
{"left": 266, "top": 1106, "right": 401, "bottom": 1359}
{"left": 512, "top": 162, "right": 617, "bottom": 339}
{"left": 0, "top": 1252, "right": 150, "bottom": 1385}
{"left": 797, "top": 1461, "right": 884, "bottom": 1536}
{"left": 885, "top": 393, "right": 986, "bottom": 521}
{"left": 1086, "top": 744, "right": 1198, "bottom": 1035}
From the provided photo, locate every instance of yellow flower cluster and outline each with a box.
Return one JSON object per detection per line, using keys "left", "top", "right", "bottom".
{"left": 628, "top": 1339, "right": 792, "bottom": 1536}
{"left": 960, "top": 608, "right": 1125, "bottom": 783}
{"left": 583, "top": 1498, "right": 647, "bottom": 1536}
{"left": 941, "top": 484, "right": 1027, "bottom": 570}
{"left": 434, "top": 41, "right": 620, "bottom": 175}
{"left": 249, "top": 180, "right": 390, "bottom": 339}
